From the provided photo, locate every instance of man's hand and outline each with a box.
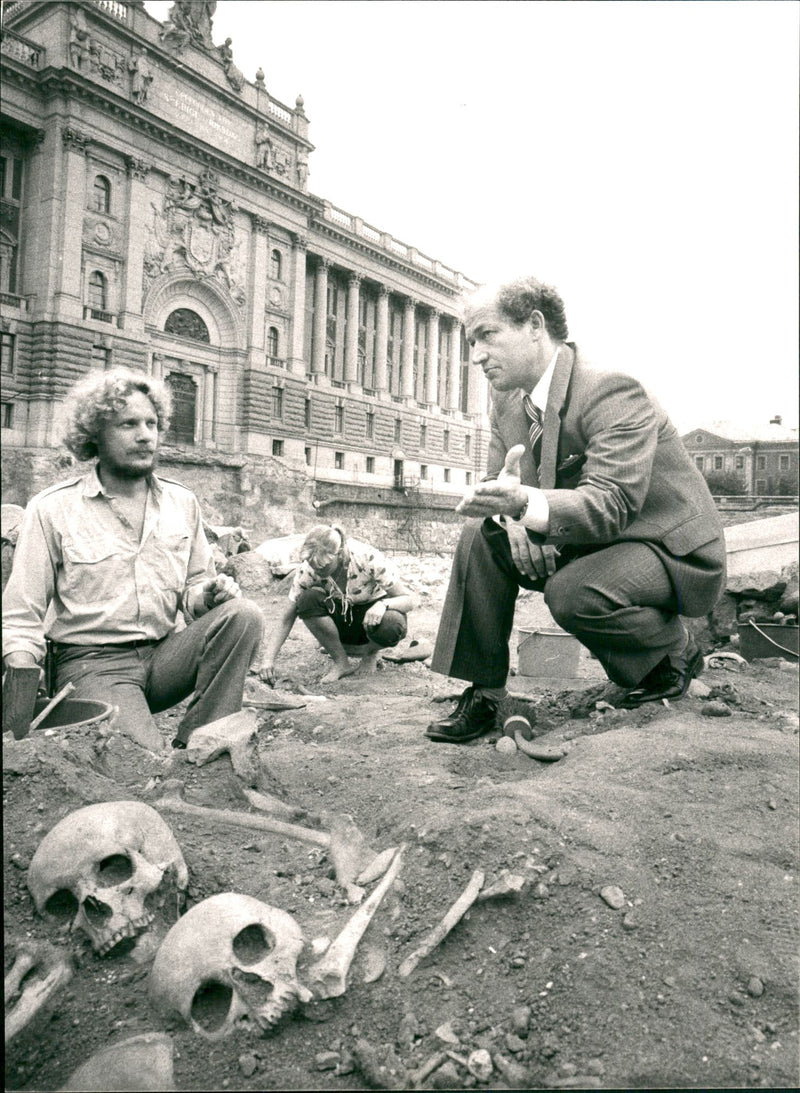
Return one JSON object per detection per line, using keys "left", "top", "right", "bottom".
{"left": 258, "top": 662, "right": 276, "bottom": 687}
{"left": 363, "top": 601, "right": 388, "bottom": 628}
{"left": 456, "top": 444, "right": 529, "bottom": 518}
{"left": 505, "top": 521, "right": 559, "bottom": 580}
{"left": 202, "top": 573, "right": 242, "bottom": 609}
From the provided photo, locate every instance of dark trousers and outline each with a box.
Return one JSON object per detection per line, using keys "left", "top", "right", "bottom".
{"left": 295, "top": 587, "right": 407, "bottom": 648}
{"left": 431, "top": 518, "right": 723, "bottom": 689}
{"left": 53, "top": 598, "right": 264, "bottom": 749}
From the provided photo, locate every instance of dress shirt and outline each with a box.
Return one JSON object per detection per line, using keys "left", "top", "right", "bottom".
{"left": 2, "top": 466, "right": 214, "bottom": 662}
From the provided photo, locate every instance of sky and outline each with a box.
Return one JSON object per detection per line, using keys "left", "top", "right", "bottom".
{"left": 143, "top": 0, "right": 799, "bottom": 432}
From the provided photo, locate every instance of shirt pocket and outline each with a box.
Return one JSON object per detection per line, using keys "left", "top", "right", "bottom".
{"left": 61, "top": 536, "right": 128, "bottom": 603}
{"left": 151, "top": 532, "right": 191, "bottom": 592}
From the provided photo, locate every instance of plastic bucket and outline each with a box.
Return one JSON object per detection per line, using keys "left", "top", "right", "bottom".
{"left": 31, "top": 697, "right": 114, "bottom": 732}
{"left": 738, "top": 621, "right": 799, "bottom": 662}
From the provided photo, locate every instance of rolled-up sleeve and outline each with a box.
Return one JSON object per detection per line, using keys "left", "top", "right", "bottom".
{"left": 2, "top": 503, "right": 59, "bottom": 662}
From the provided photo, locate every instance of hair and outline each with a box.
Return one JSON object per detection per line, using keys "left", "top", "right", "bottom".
{"left": 464, "top": 277, "right": 570, "bottom": 342}
{"left": 300, "top": 523, "right": 346, "bottom": 562}
{"left": 61, "top": 367, "right": 171, "bottom": 462}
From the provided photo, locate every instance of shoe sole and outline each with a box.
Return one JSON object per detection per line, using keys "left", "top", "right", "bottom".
{"left": 619, "top": 646, "right": 705, "bottom": 710}
{"left": 425, "top": 727, "right": 494, "bottom": 744}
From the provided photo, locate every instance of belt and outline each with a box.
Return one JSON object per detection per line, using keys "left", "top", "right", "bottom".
{"left": 53, "top": 638, "right": 160, "bottom": 651}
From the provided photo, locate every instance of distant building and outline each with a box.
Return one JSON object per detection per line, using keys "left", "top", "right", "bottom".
{"left": 0, "top": 0, "right": 490, "bottom": 505}
{"left": 681, "top": 417, "right": 799, "bottom": 496}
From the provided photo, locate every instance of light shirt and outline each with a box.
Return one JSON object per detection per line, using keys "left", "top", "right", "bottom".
{"left": 2, "top": 467, "right": 215, "bottom": 661}
{"left": 517, "top": 348, "right": 560, "bottom": 532}
{"left": 289, "top": 538, "right": 401, "bottom": 614}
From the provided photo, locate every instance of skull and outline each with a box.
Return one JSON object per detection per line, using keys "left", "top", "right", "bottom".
{"left": 148, "top": 892, "right": 312, "bottom": 1039}
{"left": 27, "top": 801, "right": 188, "bottom": 956}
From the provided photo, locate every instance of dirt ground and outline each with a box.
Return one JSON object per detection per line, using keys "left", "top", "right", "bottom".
{"left": 4, "top": 554, "right": 799, "bottom": 1092}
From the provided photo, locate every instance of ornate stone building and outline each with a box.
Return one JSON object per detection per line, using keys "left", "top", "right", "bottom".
{"left": 0, "top": 0, "right": 489, "bottom": 523}
{"left": 681, "top": 418, "right": 799, "bottom": 497}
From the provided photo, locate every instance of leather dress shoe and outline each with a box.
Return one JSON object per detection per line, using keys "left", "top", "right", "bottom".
{"left": 619, "top": 636, "right": 705, "bottom": 709}
{"left": 426, "top": 686, "right": 499, "bottom": 743}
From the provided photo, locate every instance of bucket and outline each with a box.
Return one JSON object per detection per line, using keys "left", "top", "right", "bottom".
{"left": 517, "top": 628, "right": 582, "bottom": 677}
{"left": 737, "top": 621, "right": 799, "bottom": 662}
{"left": 30, "top": 697, "right": 114, "bottom": 732}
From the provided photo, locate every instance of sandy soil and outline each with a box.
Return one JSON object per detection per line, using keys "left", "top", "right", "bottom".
{"left": 4, "top": 555, "right": 799, "bottom": 1091}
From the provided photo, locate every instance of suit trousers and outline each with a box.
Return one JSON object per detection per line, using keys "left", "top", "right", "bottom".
{"left": 431, "top": 518, "right": 705, "bottom": 689}
{"left": 53, "top": 598, "right": 264, "bottom": 750}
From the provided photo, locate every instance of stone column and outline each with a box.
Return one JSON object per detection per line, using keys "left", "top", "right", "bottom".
{"left": 289, "top": 232, "right": 307, "bottom": 373}
{"left": 120, "top": 156, "right": 151, "bottom": 332}
{"left": 374, "top": 286, "right": 389, "bottom": 393}
{"left": 425, "top": 309, "right": 440, "bottom": 405}
{"left": 311, "top": 256, "right": 329, "bottom": 375}
{"left": 447, "top": 318, "right": 462, "bottom": 411}
{"left": 248, "top": 215, "right": 270, "bottom": 360}
{"left": 468, "top": 359, "right": 490, "bottom": 418}
{"left": 344, "top": 272, "right": 361, "bottom": 385}
{"left": 401, "top": 297, "right": 415, "bottom": 399}
{"left": 55, "top": 127, "right": 90, "bottom": 322}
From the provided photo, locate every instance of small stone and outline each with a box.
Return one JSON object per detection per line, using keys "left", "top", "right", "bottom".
{"left": 599, "top": 884, "right": 626, "bottom": 909}
{"left": 314, "top": 1050, "right": 341, "bottom": 1071}
{"left": 701, "top": 701, "right": 732, "bottom": 717}
{"left": 432, "top": 1062, "right": 461, "bottom": 1088}
{"left": 238, "top": 1054, "right": 258, "bottom": 1078}
{"left": 434, "top": 1020, "right": 461, "bottom": 1045}
{"left": 492, "top": 1052, "right": 530, "bottom": 1086}
{"left": 747, "top": 977, "right": 765, "bottom": 998}
{"left": 586, "top": 1058, "right": 605, "bottom": 1076}
{"left": 467, "top": 1048, "right": 493, "bottom": 1082}
{"left": 729, "top": 992, "right": 746, "bottom": 1006}
{"left": 496, "top": 736, "right": 518, "bottom": 754}
{"left": 511, "top": 1004, "right": 531, "bottom": 1037}
{"left": 767, "top": 799, "right": 777, "bottom": 811}
{"left": 505, "top": 1032, "right": 527, "bottom": 1054}
{"left": 622, "top": 911, "right": 639, "bottom": 930}
{"left": 532, "top": 882, "right": 549, "bottom": 900}
{"left": 560, "top": 1062, "right": 578, "bottom": 1076}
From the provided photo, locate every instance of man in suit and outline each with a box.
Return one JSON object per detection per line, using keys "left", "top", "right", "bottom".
{"left": 426, "top": 276, "right": 726, "bottom": 743}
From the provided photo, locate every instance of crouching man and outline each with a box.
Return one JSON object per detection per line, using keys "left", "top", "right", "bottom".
{"left": 259, "top": 524, "right": 416, "bottom": 685}
{"left": 2, "top": 368, "right": 263, "bottom": 752}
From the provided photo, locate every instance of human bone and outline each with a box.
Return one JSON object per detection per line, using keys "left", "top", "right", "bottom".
{"left": 306, "top": 846, "right": 404, "bottom": 999}
{"left": 27, "top": 801, "right": 188, "bottom": 956}
{"left": 148, "top": 892, "right": 311, "bottom": 1039}
{"left": 5, "top": 938, "right": 73, "bottom": 1042}
{"left": 62, "top": 1031, "right": 176, "bottom": 1091}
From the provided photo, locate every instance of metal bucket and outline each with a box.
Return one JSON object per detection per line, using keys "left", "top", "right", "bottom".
{"left": 738, "top": 621, "right": 799, "bottom": 662}
{"left": 30, "top": 697, "right": 114, "bottom": 732}
{"left": 517, "top": 628, "right": 583, "bottom": 677}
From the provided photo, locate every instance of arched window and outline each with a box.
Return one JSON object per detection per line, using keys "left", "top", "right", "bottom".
{"left": 164, "top": 308, "right": 210, "bottom": 343}
{"left": 88, "top": 270, "right": 106, "bottom": 310}
{"left": 270, "top": 249, "right": 282, "bottom": 281}
{"left": 92, "top": 175, "right": 111, "bottom": 214}
{"left": 165, "top": 373, "right": 197, "bottom": 446}
{"left": 266, "top": 326, "right": 279, "bottom": 358}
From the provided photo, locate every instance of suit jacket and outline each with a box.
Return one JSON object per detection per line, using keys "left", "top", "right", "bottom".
{"left": 485, "top": 343, "right": 725, "bottom": 601}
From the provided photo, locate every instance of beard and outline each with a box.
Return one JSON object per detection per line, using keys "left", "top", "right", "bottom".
{"left": 104, "top": 452, "right": 158, "bottom": 480}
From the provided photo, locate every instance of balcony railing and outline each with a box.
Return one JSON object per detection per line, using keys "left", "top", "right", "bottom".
{"left": 83, "top": 306, "right": 115, "bottom": 324}
{"left": 92, "top": 0, "right": 128, "bottom": 20}
{"left": 265, "top": 356, "right": 286, "bottom": 369}
{"left": 0, "top": 29, "right": 44, "bottom": 67}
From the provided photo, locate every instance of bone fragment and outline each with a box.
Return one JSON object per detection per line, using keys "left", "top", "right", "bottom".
{"left": 514, "top": 729, "right": 567, "bottom": 762}
{"left": 476, "top": 871, "right": 528, "bottom": 901}
{"left": 153, "top": 786, "right": 330, "bottom": 847}
{"left": 5, "top": 941, "right": 74, "bottom": 1042}
{"left": 324, "top": 811, "right": 378, "bottom": 902}
{"left": 62, "top": 1031, "right": 176, "bottom": 1091}
{"left": 357, "top": 846, "right": 399, "bottom": 886}
{"left": 306, "top": 846, "right": 404, "bottom": 999}
{"left": 705, "top": 651, "right": 747, "bottom": 668}
{"left": 360, "top": 944, "right": 387, "bottom": 984}
{"left": 29, "top": 681, "right": 75, "bottom": 732}
{"left": 351, "top": 1037, "right": 409, "bottom": 1091}
{"left": 240, "top": 786, "right": 309, "bottom": 822}
{"left": 408, "top": 1050, "right": 449, "bottom": 1086}
{"left": 398, "top": 869, "right": 485, "bottom": 978}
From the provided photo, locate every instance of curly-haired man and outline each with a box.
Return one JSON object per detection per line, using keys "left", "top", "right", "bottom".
{"left": 2, "top": 368, "right": 263, "bottom": 751}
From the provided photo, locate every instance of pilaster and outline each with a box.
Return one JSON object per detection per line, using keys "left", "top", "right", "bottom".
{"left": 54, "top": 126, "right": 90, "bottom": 322}
{"left": 401, "top": 297, "right": 415, "bottom": 399}
{"left": 447, "top": 318, "right": 462, "bottom": 411}
{"left": 289, "top": 233, "right": 307, "bottom": 372}
{"left": 311, "top": 257, "right": 329, "bottom": 375}
{"left": 374, "top": 286, "right": 389, "bottom": 394}
{"left": 344, "top": 272, "right": 361, "bottom": 385}
{"left": 120, "top": 155, "right": 151, "bottom": 331}
{"left": 248, "top": 214, "right": 270, "bottom": 359}
{"left": 425, "top": 309, "right": 440, "bottom": 406}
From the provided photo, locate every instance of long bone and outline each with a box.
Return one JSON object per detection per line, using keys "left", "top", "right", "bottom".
{"left": 152, "top": 783, "right": 330, "bottom": 848}
{"left": 5, "top": 940, "right": 74, "bottom": 1042}
{"left": 398, "top": 869, "right": 485, "bottom": 978}
{"left": 306, "top": 845, "right": 405, "bottom": 999}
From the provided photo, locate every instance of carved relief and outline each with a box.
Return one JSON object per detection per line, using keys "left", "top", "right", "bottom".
{"left": 159, "top": 1, "right": 216, "bottom": 54}
{"left": 68, "top": 5, "right": 91, "bottom": 70}
{"left": 143, "top": 170, "right": 245, "bottom": 308}
{"left": 83, "top": 216, "right": 117, "bottom": 251}
{"left": 126, "top": 156, "right": 151, "bottom": 182}
{"left": 296, "top": 149, "right": 309, "bottom": 191}
{"left": 62, "top": 128, "right": 90, "bottom": 153}
{"left": 254, "top": 125, "right": 293, "bottom": 179}
{"left": 218, "top": 38, "right": 244, "bottom": 93}
{"left": 90, "top": 40, "right": 126, "bottom": 86}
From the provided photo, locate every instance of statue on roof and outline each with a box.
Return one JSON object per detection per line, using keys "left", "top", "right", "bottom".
{"left": 161, "top": 0, "right": 216, "bottom": 53}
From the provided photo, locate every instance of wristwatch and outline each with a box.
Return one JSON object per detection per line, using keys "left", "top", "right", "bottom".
{"left": 512, "top": 496, "right": 529, "bottom": 521}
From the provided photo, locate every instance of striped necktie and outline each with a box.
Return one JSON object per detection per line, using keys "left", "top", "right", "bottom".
{"left": 522, "top": 394, "right": 544, "bottom": 463}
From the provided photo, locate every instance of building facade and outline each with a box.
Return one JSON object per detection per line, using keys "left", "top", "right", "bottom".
{"left": 681, "top": 418, "right": 799, "bottom": 497}
{"left": 0, "top": 0, "right": 490, "bottom": 515}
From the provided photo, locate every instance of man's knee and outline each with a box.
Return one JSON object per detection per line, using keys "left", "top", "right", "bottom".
{"left": 366, "top": 609, "right": 407, "bottom": 648}
{"left": 544, "top": 570, "right": 610, "bottom": 629}
{"left": 295, "top": 587, "right": 328, "bottom": 619}
{"left": 206, "top": 596, "right": 264, "bottom": 641}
